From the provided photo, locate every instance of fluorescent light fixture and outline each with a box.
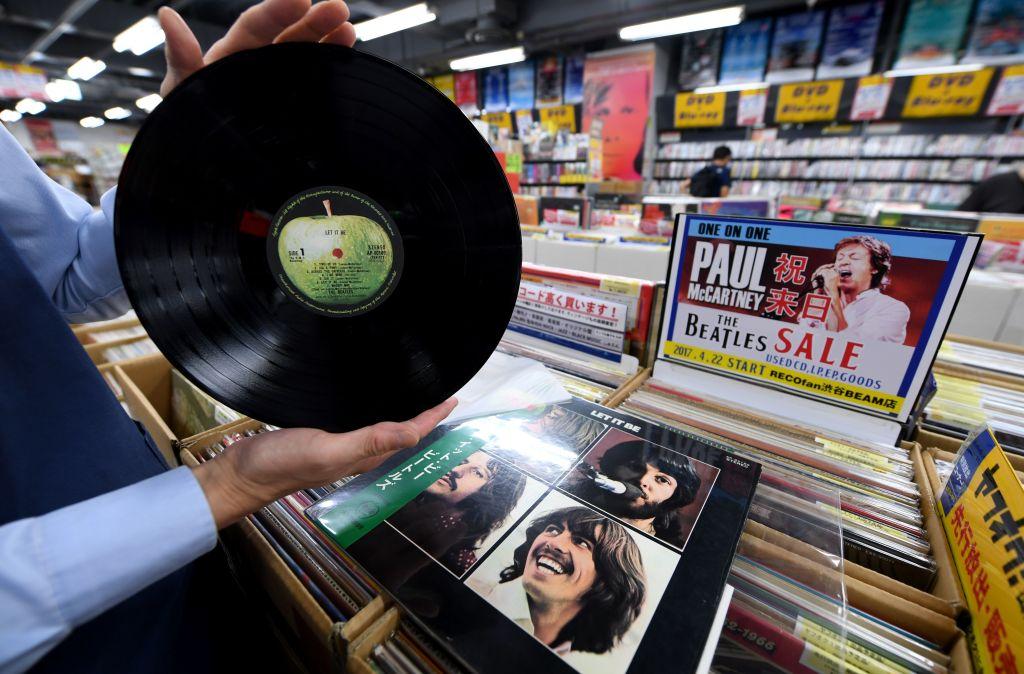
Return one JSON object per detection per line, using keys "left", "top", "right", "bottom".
{"left": 0, "top": 109, "right": 22, "bottom": 123}
{"left": 450, "top": 46, "right": 525, "bottom": 72}
{"left": 113, "top": 16, "right": 165, "bottom": 55}
{"left": 694, "top": 81, "right": 769, "bottom": 94}
{"left": 883, "top": 63, "right": 984, "bottom": 78}
{"left": 15, "top": 98, "right": 46, "bottom": 115}
{"left": 128, "top": 66, "right": 157, "bottom": 77}
{"left": 354, "top": 3, "right": 436, "bottom": 41}
{"left": 80, "top": 116, "right": 105, "bottom": 128}
{"left": 620, "top": 5, "right": 744, "bottom": 41}
{"left": 44, "top": 79, "right": 82, "bottom": 102}
{"left": 135, "top": 93, "right": 162, "bottom": 112}
{"left": 104, "top": 106, "right": 131, "bottom": 120}
{"left": 67, "top": 57, "right": 106, "bottom": 80}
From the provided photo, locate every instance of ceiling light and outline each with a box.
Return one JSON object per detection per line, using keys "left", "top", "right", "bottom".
{"left": 0, "top": 110, "right": 23, "bottom": 123}
{"left": 15, "top": 98, "right": 46, "bottom": 115}
{"left": 620, "top": 5, "right": 744, "bottom": 41}
{"left": 883, "top": 63, "right": 984, "bottom": 78}
{"left": 354, "top": 3, "right": 436, "bottom": 41}
{"left": 694, "top": 81, "right": 769, "bottom": 94}
{"left": 67, "top": 57, "right": 106, "bottom": 81}
{"left": 104, "top": 106, "right": 131, "bottom": 120}
{"left": 113, "top": 16, "right": 165, "bottom": 55}
{"left": 128, "top": 67, "right": 157, "bottom": 77}
{"left": 80, "top": 116, "right": 105, "bottom": 128}
{"left": 135, "top": 93, "right": 162, "bottom": 112}
{"left": 450, "top": 47, "right": 525, "bottom": 72}
{"left": 44, "top": 79, "right": 83, "bottom": 102}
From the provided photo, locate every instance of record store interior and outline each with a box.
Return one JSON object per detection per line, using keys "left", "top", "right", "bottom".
{"left": 4, "top": 0, "right": 1024, "bottom": 672}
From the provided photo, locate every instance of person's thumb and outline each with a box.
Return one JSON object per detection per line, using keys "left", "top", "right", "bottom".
{"left": 159, "top": 7, "right": 204, "bottom": 96}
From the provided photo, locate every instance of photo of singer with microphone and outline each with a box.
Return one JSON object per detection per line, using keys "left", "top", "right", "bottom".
{"left": 560, "top": 433, "right": 714, "bottom": 550}
{"left": 800, "top": 235, "right": 911, "bottom": 344}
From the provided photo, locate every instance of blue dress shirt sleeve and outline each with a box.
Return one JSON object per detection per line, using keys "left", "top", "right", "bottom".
{"left": 0, "top": 466, "right": 218, "bottom": 673}
{"left": 0, "top": 124, "right": 130, "bottom": 322}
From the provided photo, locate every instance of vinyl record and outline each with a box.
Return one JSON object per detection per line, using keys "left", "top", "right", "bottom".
{"left": 115, "top": 43, "right": 521, "bottom": 432}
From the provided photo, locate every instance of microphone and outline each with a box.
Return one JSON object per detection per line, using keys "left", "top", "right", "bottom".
{"left": 576, "top": 463, "right": 645, "bottom": 501}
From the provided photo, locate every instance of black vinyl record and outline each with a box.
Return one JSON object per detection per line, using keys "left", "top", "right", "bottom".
{"left": 115, "top": 43, "right": 521, "bottom": 432}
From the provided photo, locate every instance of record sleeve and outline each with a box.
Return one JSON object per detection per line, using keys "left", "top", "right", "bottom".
{"left": 306, "top": 398, "right": 761, "bottom": 673}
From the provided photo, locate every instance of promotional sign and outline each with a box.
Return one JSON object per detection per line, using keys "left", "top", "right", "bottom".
{"left": 535, "top": 55, "right": 563, "bottom": 107}
{"left": 539, "top": 103, "right": 576, "bottom": 133}
{"left": 483, "top": 67, "right": 509, "bottom": 111}
{"left": 481, "top": 112, "right": 512, "bottom": 130}
{"left": 582, "top": 46, "right": 655, "bottom": 181}
{"left": 850, "top": 75, "right": 893, "bottom": 120}
{"left": 454, "top": 71, "right": 479, "bottom": 112}
{"left": 514, "top": 109, "right": 534, "bottom": 136}
{"left": 659, "top": 215, "right": 979, "bottom": 421}
{"left": 775, "top": 80, "right": 844, "bottom": 123}
{"left": 431, "top": 74, "right": 455, "bottom": 101}
{"left": 817, "top": 1, "right": 884, "bottom": 79}
{"left": 564, "top": 53, "right": 585, "bottom": 103}
{"left": 720, "top": 18, "right": 773, "bottom": 85}
{"left": 894, "top": 0, "right": 973, "bottom": 69}
{"left": 510, "top": 281, "right": 628, "bottom": 362}
{"left": 0, "top": 61, "right": 47, "bottom": 99}
{"left": 678, "top": 29, "right": 723, "bottom": 90}
{"left": 508, "top": 61, "right": 535, "bottom": 110}
{"left": 737, "top": 87, "right": 768, "bottom": 126}
{"left": 766, "top": 11, "right": 826, "bottom": 84}
{"left": 673, "top": 92, "right": 726, "bottom": 128}
{"left": 938, "top": 428, "right": 1024, "bottom": 674}
{"left": 987, "top": 65, "right": 1024, "bottom": 116}
{"left": 24, "top": 118, "right": 58, "bottom": 154}
{"left": 902, "top": 69, "right": 995, "bottom": 118}
{"left": 963, "top": 0, "right": 1024, "bottom": 65}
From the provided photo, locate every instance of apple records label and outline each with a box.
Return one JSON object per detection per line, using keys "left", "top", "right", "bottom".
{"left": 267, "top": 186, "right": 404, "bottom": 317}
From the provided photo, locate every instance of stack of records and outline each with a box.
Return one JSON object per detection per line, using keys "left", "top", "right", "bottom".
{"left": 191, "top": 425, "right": 472, "bottom": 673}
{"left": 546, "top": 370, "right": 615, "bottom": 403}
{"left": 924, "top": 372, "right": 1024, "bottom": 458}
{"left": 498, "top": 338, "right": 634, "bottom": 388}
{"left": 621, "top": 380, "right": 936, "bottom": 590}
{"left": 936, "top": 339, "right": 1024, "bottom": 380}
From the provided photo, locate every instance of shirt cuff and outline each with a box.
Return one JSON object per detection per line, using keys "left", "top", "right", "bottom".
{"left": 37, "top": 466, "right": 218, "bottom": 627}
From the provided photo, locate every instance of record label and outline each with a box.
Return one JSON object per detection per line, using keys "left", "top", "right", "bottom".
{"left": 267, "top": 186, "right": 404, "bottom": 317}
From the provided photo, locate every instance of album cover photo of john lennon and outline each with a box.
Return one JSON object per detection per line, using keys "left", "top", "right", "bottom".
{"left": 384, "top": 448, "right": 548, "bottom": 577}
{"left": 456, "top": 404, "right": 610, "bottom": 483}
{"left": 465, "top": 490, "right": 677, "bottom": 673}
{"left": 559, "top": 428, "right": 720, "bottom": 552}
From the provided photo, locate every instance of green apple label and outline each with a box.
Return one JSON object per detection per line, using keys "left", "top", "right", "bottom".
{"left": 268, "top": 187, "right": 403, "bottom": 317}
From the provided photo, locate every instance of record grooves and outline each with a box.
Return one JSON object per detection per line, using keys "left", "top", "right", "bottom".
{"left": 115, "top": 43, "right": 521, "bottom": 432}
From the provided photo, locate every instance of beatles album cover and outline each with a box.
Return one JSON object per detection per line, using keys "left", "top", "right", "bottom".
{"left": 307, "top": 398, "right": 761, "bottom": 673}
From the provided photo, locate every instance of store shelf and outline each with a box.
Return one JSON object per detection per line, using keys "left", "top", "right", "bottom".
{"left": 653, "top": 177, "right": 980, "bottom": 185}
{"left": 520, "top": 181, "right": 587, "bottom": 187}
{"left": 523, "top": 157, "right": 586, "bottom": 164}
{"left": 655, "top": 155, "right": 1024, "bottom": 162}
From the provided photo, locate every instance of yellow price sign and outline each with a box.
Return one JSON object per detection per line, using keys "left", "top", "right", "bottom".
{"left": 673, "top": 91, "right": 726, "bottom": 128}
{"left": 539, "top": 104, "right": 576, "bottom": 133}
{"left": 775, "top": 80, "right": 844, "bottom": 123}
{"left": 902, "top": 69, "right": 994, "bottom": 118}
{"left": 431, "top": 74, "right": 455, "bottom": 102}
{"left": 481, "top": 112, "right": 512, "bottom": 129}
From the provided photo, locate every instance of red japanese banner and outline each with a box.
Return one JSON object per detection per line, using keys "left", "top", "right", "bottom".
{"left": 454, "top": 71, "right": 479, "bottom": 112}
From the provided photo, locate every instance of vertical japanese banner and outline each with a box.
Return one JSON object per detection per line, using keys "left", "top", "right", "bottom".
{"left": 719, "top": 18, "right": 773, "bottom": 85}
{"left": 432, "top": 74, "right": 455, "bottom": 101}
{"left": 582, "top": 46, "right": 655, "bottom": 181}
{"left": 508, "top": 61, "right": 535, "bottom": 110}
{"left": 938, "top": 428, "right": 1024, "bottom": 674}
{"left": 988, "top": 65, "right": 1024, "bottom": 116}
{"left": 659, "top": 215, "right": 978, "bottom": 420}
{"left": 963, "top": 0, "right": 1024, "bottom": 65}
{"left": 850, "top": 75, "right": 893, "bottom": 120}
{"left": 564, "top": 53, "right": 585, "bottom": 104}
{"left": 766, "top": 10, "right": 826, "bottom": 83}
{"left": 816, "top": 1, "right": 884, "bottom": 79}
{"left": 535, "top": 55, "right": 563, "bottom": 107}
{"left": 482, "top": 67, "right": 509, "bottom": 111}
{"left": 737, "top": 87, "right": 768, "bottom": 126}
{"left": 454, "top": 71, "right": 479, "bottom": 113}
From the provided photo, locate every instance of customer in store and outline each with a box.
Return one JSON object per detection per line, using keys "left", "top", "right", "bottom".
{"left": 689, "top": 144, "right": 733, "bottom": 198}
{"left": 484, "top": 506, "right": 646, "bottom": 657}
{"left": 958, "top": 165, "right": 1024, "bottom": 214}
{"left": 562, "top": 440, "right": 702, "bottom": 549}
{"left": 802, "top": 235, "right": 911, "bottom": 344}
{"left": 0, "top": 2, "right": 455, "bottom": 673}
